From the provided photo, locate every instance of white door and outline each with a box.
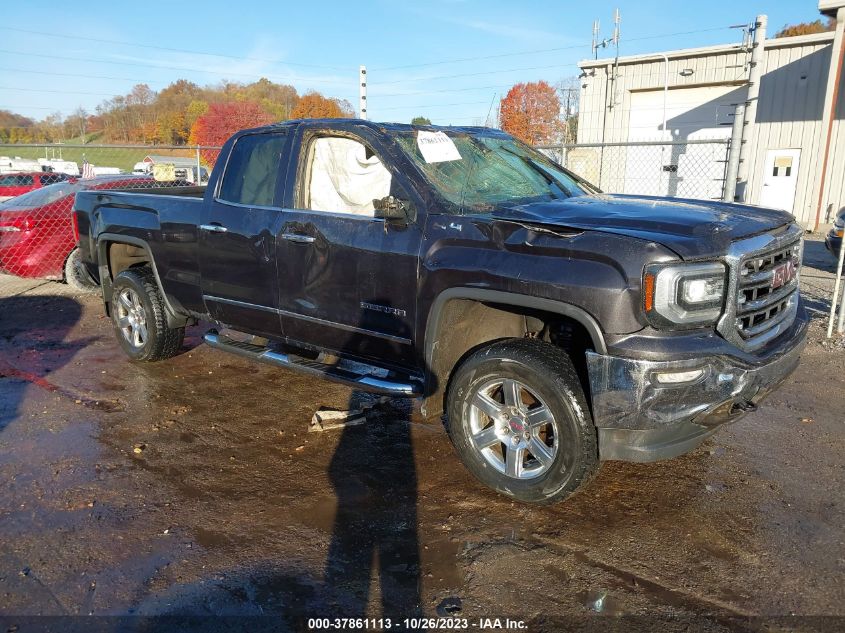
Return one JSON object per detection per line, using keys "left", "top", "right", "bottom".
{"left": 759, "top": 149, "right": 801, "bottom": 212}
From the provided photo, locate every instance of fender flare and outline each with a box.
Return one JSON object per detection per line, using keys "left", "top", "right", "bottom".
{"left": 423, "top": 287, "right": 608, "bottom": 372}
{"left": 96, "top": 233, "right": 188, "bottom": 328}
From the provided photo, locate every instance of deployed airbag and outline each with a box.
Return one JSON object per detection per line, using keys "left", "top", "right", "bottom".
{"left": 308, "top": 137, "right": 392, "bottom": 216}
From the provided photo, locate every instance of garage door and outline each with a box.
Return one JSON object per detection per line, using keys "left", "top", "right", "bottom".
{"left": 621, "top": 85, "right": 744, "bottom": 199}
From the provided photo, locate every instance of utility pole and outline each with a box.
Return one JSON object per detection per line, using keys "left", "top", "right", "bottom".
{"left": 359, "top": 65, "right": 368, "bottom": 120}
{"left": 735, "top": 15, "right": 767, "bottom": 202}
{"left": 612, "top": 8, "right": 621, "bottom": 56}
{"left": 592, "top": 20, "right": 600, "bottom": 60}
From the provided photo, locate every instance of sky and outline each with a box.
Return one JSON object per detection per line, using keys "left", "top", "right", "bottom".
{"left": 0, "top": 0, "right": 824, "bottom": 127}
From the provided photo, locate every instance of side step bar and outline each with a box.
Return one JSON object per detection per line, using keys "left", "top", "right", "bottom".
{"left": 203, "top": 332, "right": 422, "bottom": 397}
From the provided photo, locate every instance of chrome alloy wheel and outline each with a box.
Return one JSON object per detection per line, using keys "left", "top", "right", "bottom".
{"left": 467, "top": 378, "right": 558, "bottom": 480}
{"left": 115, "top": 288, "right": 148, "bottom": 349}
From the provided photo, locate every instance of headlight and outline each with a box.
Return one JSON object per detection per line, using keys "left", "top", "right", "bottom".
{"left": 643, "top": 262, "right": 726, "bottom": 328}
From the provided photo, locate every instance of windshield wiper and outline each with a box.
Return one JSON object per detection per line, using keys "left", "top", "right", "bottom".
{"left": 500, "top": 146, "right": 573, "bottom": 198}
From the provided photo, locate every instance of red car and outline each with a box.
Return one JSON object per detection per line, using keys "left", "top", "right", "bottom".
{"left": 0, "top": 171, "right": 73, "bottom": 202}
{"left": 0, "top": 175, "right": 187, "bottom": 290}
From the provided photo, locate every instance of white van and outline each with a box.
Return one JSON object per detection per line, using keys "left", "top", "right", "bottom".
{"left": 38, "top": 158, "right": 81, "bottom": 177}
{"left": 0, "top": 156, "right": 45, "bottom": 173}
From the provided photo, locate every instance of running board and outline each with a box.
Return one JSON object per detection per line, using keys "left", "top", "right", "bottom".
{"left": 203, "top": 332, "right": 422, "bottom": 397}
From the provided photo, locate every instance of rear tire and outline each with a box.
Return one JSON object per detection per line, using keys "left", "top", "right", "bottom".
{"left": 111, "top": 266, "right": 184, "bottom": 362}
{"left": 446, "top": 338, "right": 599, "bottom": 505}
{"left": 64, "top": 247, "right": 99, "bottom": 293}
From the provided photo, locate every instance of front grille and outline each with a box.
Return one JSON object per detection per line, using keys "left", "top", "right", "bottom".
{"left": 717, "top": 225, "right": 803, "bottom": 352}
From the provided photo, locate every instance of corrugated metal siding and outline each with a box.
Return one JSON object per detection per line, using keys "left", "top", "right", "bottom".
{"left": 820, "top": 74, "right": 845, "bottom": 222}
{"left": 745, "top": 39, "right": 834, "bottom": 226}
{"left": 578, "top": 33, "right": 842, "bottom": 227}
{"left": 578, "top": 47, "right": 750, "bottom": 143}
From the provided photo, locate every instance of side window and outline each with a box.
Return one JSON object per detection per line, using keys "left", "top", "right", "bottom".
{"left": 218, "top": 132, "right": 288, "bottom": 207}
{"left": 1, "top": 175, "right": 34, "bottom": 186}
{"left": 305, "top": 136, "right": 392, "bottom": 217}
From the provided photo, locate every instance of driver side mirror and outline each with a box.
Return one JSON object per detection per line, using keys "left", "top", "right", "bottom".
{"left": 373, "top": 195, "right": 415, "bottom": 224}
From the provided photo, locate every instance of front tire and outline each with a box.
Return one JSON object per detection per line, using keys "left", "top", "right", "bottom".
{"left": 446, "top": 338, "right": 599, "bottom": 505}
{"left": 111, "top": 266, "right": 184, "bottom": 362}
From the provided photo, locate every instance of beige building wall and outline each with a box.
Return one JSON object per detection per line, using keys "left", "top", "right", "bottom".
{"left": 577, "top": 31, "right": 844, "bottom": 228}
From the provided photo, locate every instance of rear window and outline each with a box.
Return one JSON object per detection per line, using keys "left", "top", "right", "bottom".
{"left": 0, "top": 175, "right": 33, "bottom": 186}
{"left": 218, "top": 132, "right": 288, "bottom": 207}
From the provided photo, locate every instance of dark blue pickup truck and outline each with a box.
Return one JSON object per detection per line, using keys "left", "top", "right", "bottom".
{"left": 73, "top": 119, "right": 807, "bottom": 504}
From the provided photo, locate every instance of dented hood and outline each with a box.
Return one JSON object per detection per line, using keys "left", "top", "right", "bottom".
{"left": 495, "top": 194, "right": 795, "bottom": 259}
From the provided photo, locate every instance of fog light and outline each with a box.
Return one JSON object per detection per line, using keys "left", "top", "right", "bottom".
{"left": 655, "top": 369, "right": 705, "bottom": 384}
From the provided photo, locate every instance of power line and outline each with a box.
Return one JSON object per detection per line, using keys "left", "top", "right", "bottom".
{"left": 376, "top": 100, "right": 490, "bottom": 112}
{"left": 0, "top": 86, "right": 119, "bottom": 97}
{"left": 0, "top": 26, "right": 351, "bottom": 71}
{"left": 371, "top": 84, "right": 516, "bottom": 98}
{"left": 373, "top": 63, "right": 579, "bottom": 86}
{"left": 372, "top": 24, "right": 738, "bottom": 71}
{"left": 0, "top": 49, "right": 352, "bottom": 86}
{"left": 0, "top": 67, "right": 167, "bottom": 86}
{"left": 0, "top": 105, "right": 56, "bottom": 111}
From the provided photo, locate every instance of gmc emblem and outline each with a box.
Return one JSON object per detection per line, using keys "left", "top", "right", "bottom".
{"left": 771, "top": 257, "right": 798, "bottom": 290}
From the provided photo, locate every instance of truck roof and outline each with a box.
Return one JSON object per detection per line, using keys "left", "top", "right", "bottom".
{"left": 234, "top": 118, "right": 508, "bottom": 139}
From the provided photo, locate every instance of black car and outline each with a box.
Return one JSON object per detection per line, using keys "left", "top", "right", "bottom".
{"left": 825, "top": 207, "right": 845, "bottom": 260}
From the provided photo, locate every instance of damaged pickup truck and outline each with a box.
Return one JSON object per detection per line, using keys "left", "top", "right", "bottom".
{"left": 73, "top": 120, "right": 808, "bottom": 504}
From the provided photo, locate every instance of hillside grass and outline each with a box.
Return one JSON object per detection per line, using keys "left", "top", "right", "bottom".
{"left": 0, "top": 145, "right": 198, "bottom": 172}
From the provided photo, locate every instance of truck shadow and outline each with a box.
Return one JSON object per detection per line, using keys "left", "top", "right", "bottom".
{"left": 123, "top": 302, "right": 425, "bottom": 626}
{"left": 321, "top": 303, "right": 422, "bottom": 621}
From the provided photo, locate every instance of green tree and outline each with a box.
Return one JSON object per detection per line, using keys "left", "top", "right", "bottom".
{"left": 411, "top": 116, "right": 432, "bottom": 125}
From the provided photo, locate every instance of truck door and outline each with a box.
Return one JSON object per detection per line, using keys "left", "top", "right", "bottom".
{"left": 276, "top": 128, "right": 422, "bottom": 368}
{"left": 199, "top": 131, "right": 289, "bottom": 338}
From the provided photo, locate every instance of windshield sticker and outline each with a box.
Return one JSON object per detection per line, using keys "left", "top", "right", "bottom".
{"left": 417, "top": 131, "right": 462, "bottom": 164}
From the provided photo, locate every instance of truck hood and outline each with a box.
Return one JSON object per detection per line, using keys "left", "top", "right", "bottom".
{"left": 495, "top": 194, "right": 795, "bottom": 259}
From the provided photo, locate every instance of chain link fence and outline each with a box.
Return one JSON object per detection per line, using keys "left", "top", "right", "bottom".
{"left": 0, "top": 144, "right": 221, "bottom": 284}
{"left": 537, "top": 139, "right": 732, "bottom": 202}
{"left": 1, "top": 138, "right": 732, "bottom": 287}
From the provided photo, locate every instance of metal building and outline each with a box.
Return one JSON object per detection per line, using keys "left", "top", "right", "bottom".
{"left": 577, "top": 1, "right": 845, "bottom": 229}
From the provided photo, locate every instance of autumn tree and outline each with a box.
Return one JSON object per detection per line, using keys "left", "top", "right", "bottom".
{"left": 499, "top": 81, "right": 562, "bottom": 145}
{"left": 237, "top": 78, "right": 299, "bottom": 120}
{"left": 0, "top": 110, "right": 33, "bottom": 129}
{"left": 291, "top": 92, "right": 354, "bottom": 119}
{"left": 189, "top": 101, "right": 273, "bottom": 165}
{"left": 775, "top": 18, "right": 835, "bottom": 38}
{"left": 411, "top": 116, "right": 432, "bottom": 125}
{"left": 155, "top": 80, "right": 203, "bottom": 143}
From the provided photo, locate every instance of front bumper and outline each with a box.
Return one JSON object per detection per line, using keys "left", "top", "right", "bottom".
{"left": 586, "top": 305, "right": 808, "bottom": 462}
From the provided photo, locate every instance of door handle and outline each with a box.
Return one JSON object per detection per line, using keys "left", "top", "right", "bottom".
{"left": 200, "top": 224, "right": 228, "bottom": 233}
{"left": 282, "top": 233, "right": 316, "bottom": 244}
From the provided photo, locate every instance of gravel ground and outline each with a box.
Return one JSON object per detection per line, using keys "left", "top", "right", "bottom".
{"left": 0, "top": 235, "right": 843, "bottom": 633}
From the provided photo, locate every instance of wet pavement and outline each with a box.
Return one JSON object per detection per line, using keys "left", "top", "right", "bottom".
{"left": 0, "top": 236, "right": 844, "bottom": 632}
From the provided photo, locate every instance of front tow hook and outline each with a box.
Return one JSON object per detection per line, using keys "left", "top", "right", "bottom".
{"left": 730, "top": 400, "right": 758, "bottom": 415}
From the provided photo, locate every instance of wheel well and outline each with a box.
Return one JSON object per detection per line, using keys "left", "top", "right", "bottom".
{"left": 107, "top": 242, "right": 150, "bottom": 280}
{"left": 424, "top": 298, "right": 596, "bottom": 420}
